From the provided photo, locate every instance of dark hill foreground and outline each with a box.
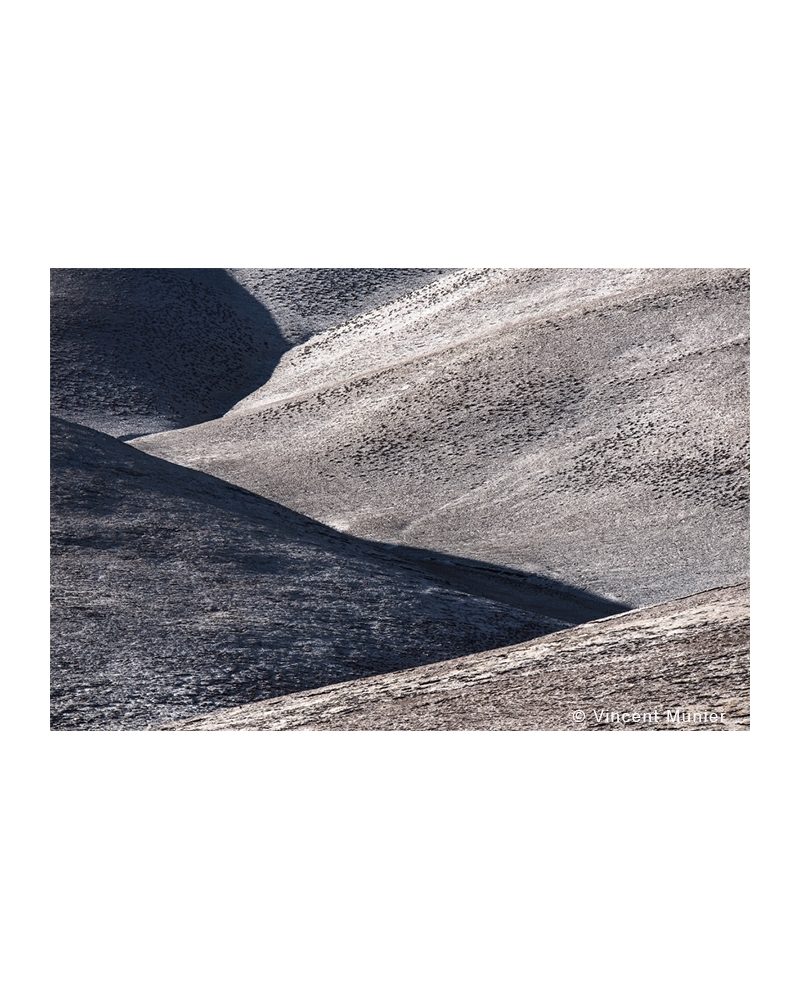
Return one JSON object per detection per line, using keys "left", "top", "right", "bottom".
{"left": 133, "top": 268, "right": 749, "bottom": 608}
{"left": 50, "top": 268, "right": 284, "bottom": 437}
{"left": 160, "top": 584, "right": 749, "bottom": 731}
{"left": 51, "top": 417, "right": 621, "bottom": 731}
{"left": 50, "top": 268, "right": 450, "bottom": 438}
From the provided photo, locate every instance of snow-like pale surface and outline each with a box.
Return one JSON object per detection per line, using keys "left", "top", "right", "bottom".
{"left": 134, "top": 268, "right": 749, "bottom": 607}
{"left": 229, "top": 268, "right": 709, "bottom": 410}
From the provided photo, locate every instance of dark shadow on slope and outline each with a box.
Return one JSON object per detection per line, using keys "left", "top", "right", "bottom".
{"left": 376, "top": 545, "right": 630, "bottom": 623}
{"left": 229, "top": 268, "right": 458, "bottom": 346}
{"left": 52, "top": 419, "right": 630, "bottom": 729}
{"left": 50, "top": 269, "right": 289, "bottom": 437}
{"left": 50, "top": 269, "right": 461, "bottom": 440}
{"left": 53, "top": 417, "right": 629, "bottom": 623}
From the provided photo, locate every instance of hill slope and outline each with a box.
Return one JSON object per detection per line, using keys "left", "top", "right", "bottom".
{"left": 133, "top": 268, "right": 749, "bottom": 607}
{"left": 161, "top": 584, "right": 749, "bottom": 731}
{"left": 50, "top": 268, "right": 450, "bottom": 437}
{"left": 51, "top": 417, "right": 611, "bottom": 731}
{"left": 228, "top": 268, "right": 454, "bottom": 346}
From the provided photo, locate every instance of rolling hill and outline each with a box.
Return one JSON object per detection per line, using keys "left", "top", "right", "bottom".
{"left": 160, "top": 583, "right": 749, "bottom": 731}
{"left": 50, "top": 267, "right": 450, "bottom": 438}
{"left": 132, "top": 268, "right": 749, "bottom": 608}
{"left": 51, "top": 417, "right": 622, "bottom": 730}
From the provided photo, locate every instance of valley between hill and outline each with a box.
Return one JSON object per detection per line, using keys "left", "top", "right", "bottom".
{"left": 133, "top": 268, "right": 749, "bottom": 608}
{"left": 50, "top": 268, "right": 749, "bottom": 730}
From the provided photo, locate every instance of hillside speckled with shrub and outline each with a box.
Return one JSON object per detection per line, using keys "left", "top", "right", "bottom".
{"left": 51, "top": 268, "right": 749, "bottom": 729}
{"left": 51, "top": 417, "right": 597, "bottom": 730}
{"left": 135, "top": 268, "right": 749, "bottom": 608}
{"left": 51, "top": 268, "right": 451, "bottom": 437}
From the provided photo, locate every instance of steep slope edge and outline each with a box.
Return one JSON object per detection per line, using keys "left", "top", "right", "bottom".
{"left": 227, "top": 268, "right": 456, "bottom": 347}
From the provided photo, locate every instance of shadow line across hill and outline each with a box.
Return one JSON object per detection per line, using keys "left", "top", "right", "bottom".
{"left": 58, "top": 417, "right": 630, "bottom": 627}
{"left": 377, "top": 545, "right": 630, "bottom": 624}
{"left": 51, "top": 269, "right": 289, "bottom": 438}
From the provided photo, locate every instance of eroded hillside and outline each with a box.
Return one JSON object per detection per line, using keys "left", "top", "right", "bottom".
{"left": 51, "top": 417, "right": 587, "bottom": 730}
{"left": 133, "top": 268, "right": 749, "bottom": 607}
{"left": 162, "top": 584, "right": 749, "bottom": 731}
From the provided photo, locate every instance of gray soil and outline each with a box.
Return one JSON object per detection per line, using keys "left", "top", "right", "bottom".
{"left": 161, "top": 584, "right": 749, "bottom": 731}
{"left": 132, "top": 268, "right": 749, "bottom": 608}
{"left": 51, "top": 417, "right": 621, "bottom": 731}
{"left": 51, "top": 268, "right": 749, "bottom": 730}
{"left": 227, "top": 268, "right": 455, "bottom": 347}
{"left": 50, "top": 268, "right": 450, "bottom": 438}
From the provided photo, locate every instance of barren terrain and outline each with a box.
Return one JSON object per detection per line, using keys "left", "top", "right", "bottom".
{"left": 162, "top": 584, "right": 749, "bottom": 731}
{"left": 50, "top": 268, "right": 749, "bottom": 730}
{"left": 50, "top": 268, "right": 449, "bottom": 437}
{"left": 134, "top": 268, "right": 749, "bottom": 607}
{"left": 52, "top": 417, "right": 620, "bottom": 730}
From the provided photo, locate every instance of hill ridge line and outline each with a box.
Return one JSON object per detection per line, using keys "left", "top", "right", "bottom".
{"left": 182, "top": 268, "right": 748, "bottom": 424}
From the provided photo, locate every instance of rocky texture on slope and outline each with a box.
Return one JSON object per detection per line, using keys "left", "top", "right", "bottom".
{"left": 134, "top": 268, "right": 749, "bottom": 608}
{"left": 228, "top": 268, "right": 454, "bottom": 346}
{"left": 50, "top": 269, "right": 283, "bottom": 437}
{"left": 50, "top": 268, "right": 449, "bottom": 438}
{"left": 52, "top": 417, "right": 624, "bottom": 731}
{"left": 162, "top": 584, "right": 749, "bottom": 731}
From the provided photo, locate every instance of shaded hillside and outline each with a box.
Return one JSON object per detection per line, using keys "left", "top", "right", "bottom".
{"left": 50, "top": 417, "right": 605, "bottom": 731}
{"left": 50, "top": 268, "right": 451, "bottom": 438}
{"left": 162, "top": 584, "right": 749, "bottom": 731}
{"left": 228, "top": 268, "right": 454, "bottom": 346}
{"left": 50, "top": 268, "right": 285, "bottom": 437}
{"left": 134, "top": 268, "right": 749, "bottom": 607}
